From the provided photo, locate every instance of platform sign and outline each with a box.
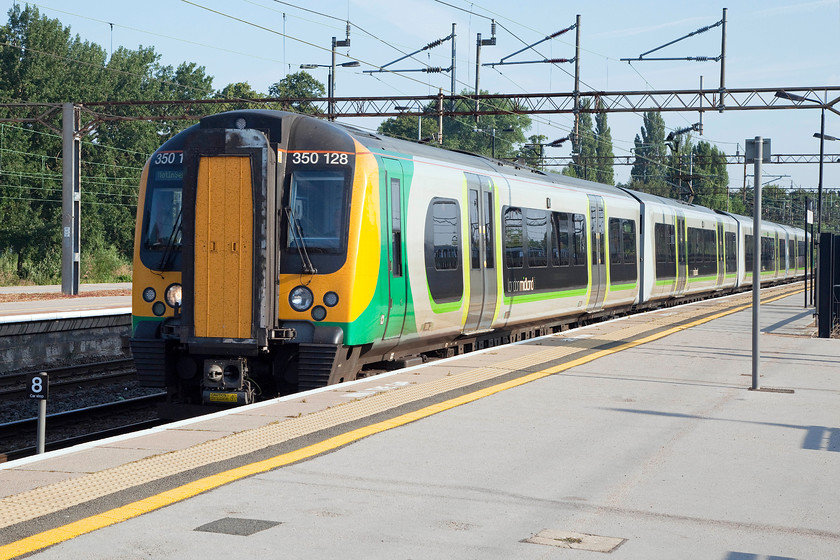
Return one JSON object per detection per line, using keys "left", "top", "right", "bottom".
{"left": 27, "top": 372, "right": 49, "bottom": 454}
{"left": 744, "top": 138, "right": 771, "bottom": 163}
{"left": 27, "top": 372, "right": 49, "bottom": 400}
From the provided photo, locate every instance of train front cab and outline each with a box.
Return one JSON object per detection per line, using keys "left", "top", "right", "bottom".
{"left": 132, "top": 110, "right": 376, "bottom": 406}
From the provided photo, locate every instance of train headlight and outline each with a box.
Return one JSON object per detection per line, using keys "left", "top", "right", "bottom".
{"left": 142, "top": 287, "right": 156, "bottom": 302}
{"left": 165, "top": 283, "right": 182, "bottom": 308}
{"left": 323, "top": 291, "right": 339, "bottom": 307}
{"left": 289, "top": 286, "right": 314, "bottom": 312}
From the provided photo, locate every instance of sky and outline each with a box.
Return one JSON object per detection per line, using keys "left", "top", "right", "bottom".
{"left": 7, "top": 0, "right": 840, "bottom": 196}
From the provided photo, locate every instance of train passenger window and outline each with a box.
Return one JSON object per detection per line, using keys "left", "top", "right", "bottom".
{"left": 526, "top": 209, "right": 548, "bottom": 268}
{"left": 687, "top": 227, "right": 717, "bottom": 276}
{"left": 608, "top": 218, "right": 637, "bottom": 284}
{"left": 687, "top": 227, "right": 700, "bottom": 269}
{"left": 504, "top": 207, "right": 524, "bottom": 269}
{"left": 725, "top": 232, "right": 737, "bottom": 273}
{"left": 779, "top": 239, "right": 787, "bottom": 268}
{"left": 609, "top": 218, "right": 622, "bottom": 264}
{"left": 424, "top": 198, "right": 463, "bottom": 305}
{"left": 391, "top": 177, "right": 402, "bottom": 277}
{"left": 761, "top": 236, "right": 776, "bottom": 272}
{"left": 654, "top": 222, "right": 676, "bottom": 280}
{"left": 430, "top": 200, "right": 460, "bottom": 271}
{"left": 573, "top": 214, "right": 587, "bottom": 266}
{"left": 703, "top": 230, "right": 711, "bottom": 265}
{"left": 485, "top": 191, "right": 495, "bottom": 269}
{"left": 469, "top": 189, "right": 480, "bottom": 269}
{"left": 551, "top": 212, "right": 571, "bottom": 267}
{"left": 622, "top": 220, "right": 637, "bottom": 263}
{"left": 745, "top": 234, "right": 755, "bottom": 272}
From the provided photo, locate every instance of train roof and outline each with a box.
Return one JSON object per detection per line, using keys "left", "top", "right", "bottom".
{"left": 158, "top": 111, "right": 805, "bottom": 236}
{"left": 619, "top": 187, "right": 730, "bottom": 223}
{"left": 341, "top": 119, "right": 632, "bottom": 200}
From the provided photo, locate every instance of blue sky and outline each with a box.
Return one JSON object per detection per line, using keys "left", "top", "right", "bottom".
{"left": 8, "top": 0, "right": 840, "bottom": 195}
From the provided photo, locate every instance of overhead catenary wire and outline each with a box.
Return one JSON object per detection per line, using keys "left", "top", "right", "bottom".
{"left": 11, "top": 1, "right": 749, "bottom": 189}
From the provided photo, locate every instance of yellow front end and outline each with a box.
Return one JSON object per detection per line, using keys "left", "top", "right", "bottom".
{"left": 278, "top": 140, "right": 381, "bottom": 337}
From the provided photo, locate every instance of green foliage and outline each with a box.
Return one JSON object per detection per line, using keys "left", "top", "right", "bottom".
{"left": 377, "top": 89, "right": 530, "bottom": 159}
{"left": 0, "top": 5, "right": 220, "bottom": 285}
{"left": 269, "top": 71, "right": 326, "bottom": 114}
{"left": 516, "top": 134, "right": 548, "bottom": 169}
{"left": 594, "top": 100, "right": 614, "bottom": 185}
{"left": 215, "top": 81, "right": 264, "bottom": 111}
{"left": 82, "top": 232, "right": 132, "bottom": 283}
{"left": 690, "top": 140, "right": 729, "bottom": 209}
{"left": 562, "top": 100, "right": 614, "bottom": 184}
{"left": 563, "top": 100, "right": 597, "bottom": 181}
{"left": 630, "top": 111, "right": 670, "bottom": 196}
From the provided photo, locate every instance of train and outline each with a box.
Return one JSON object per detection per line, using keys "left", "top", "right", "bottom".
{"left": 130, "top": 109, "right": 807, "bottom": 410}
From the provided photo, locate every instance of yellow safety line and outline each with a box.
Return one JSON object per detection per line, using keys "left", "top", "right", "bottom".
{"left": 0, "top": 288, "right": 802, "bottom": 560}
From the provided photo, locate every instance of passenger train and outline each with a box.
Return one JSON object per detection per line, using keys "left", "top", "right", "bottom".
{"left": 130, "top": 110, "right": 807, "bottom": 409}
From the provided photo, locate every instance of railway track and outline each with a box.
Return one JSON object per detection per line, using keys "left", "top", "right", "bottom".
{"left": 0, "top": 357, "right": 169, "bottom": 462}
{"left": 0, "top": 393, "right": 166, "bottom": 462}
{"left": 0, "top": 358, "right": 136, "bottom": 400}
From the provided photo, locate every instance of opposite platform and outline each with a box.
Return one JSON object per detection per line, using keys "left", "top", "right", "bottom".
{"left": 0, "top": 285, "right": 837, "bottom": 560}
{"left": 0, "top": 283, "right": 131, "bottom": 320}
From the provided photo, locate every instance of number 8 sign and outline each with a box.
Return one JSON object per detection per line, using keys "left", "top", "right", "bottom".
{"left": 27, "top": 372, "right": 49, "bottom": 400}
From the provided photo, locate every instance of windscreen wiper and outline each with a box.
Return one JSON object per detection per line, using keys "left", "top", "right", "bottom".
{"left": 157, "top": 209, "right": 183, "bottom": 271}
{"left": 285, "top": 206, "right": 317, "bottom": 274}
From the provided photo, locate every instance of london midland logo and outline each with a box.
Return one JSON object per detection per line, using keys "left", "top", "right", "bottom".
{"left": 507, "top": 277, "right": 535, "bottom": 293}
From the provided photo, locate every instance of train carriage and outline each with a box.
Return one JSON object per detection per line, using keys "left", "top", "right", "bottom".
{"left": 130, "top": 109, "right": 805, "bottom": 411}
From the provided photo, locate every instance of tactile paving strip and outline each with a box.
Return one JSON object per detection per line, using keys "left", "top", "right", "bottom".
{"left": 0, "top": 285, "right": 797, "bottom": 529}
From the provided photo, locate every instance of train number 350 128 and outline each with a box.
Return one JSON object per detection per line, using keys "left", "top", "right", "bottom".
{"left": 291, "top": 152, "right": 349, "bottom": 165}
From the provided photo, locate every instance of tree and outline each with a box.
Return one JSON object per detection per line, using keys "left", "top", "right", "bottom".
{"left": 690, "top": 140, "right": 729, "bottom": 210}
{"left": 377, "top": 89, "right": 531, "bottom": 159}
{"left": 379, "top": 113, "right": 439, "bottom": 143}
{"left": 516, "top": 134, "right": 548, "bottom": 169}
{"left": 0, "top": 5, "right": 227, "bottom": 282}
{"left": 215, "top": 82, "right": 263, "bottom": 111}
{"left": 666, "top": 130, "right": 694, "bottom": 201}
{"left": 563, "top": 100, "right": 597, "bottom": 180}
{"left": 269, "top": 71, "right": 325, "bottom": 114}
{"left": 594, "top": 99, "right": 614, "bottom": 185}
{"left": 629, "top": 111, "right": 669, "bottom": 196}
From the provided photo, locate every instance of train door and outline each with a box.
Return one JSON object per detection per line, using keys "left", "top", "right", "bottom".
{"left": 587, "top": 194, "right": 607, "bottom": 312}
{"left": 383, "top": 158, "right": 406, "bottom": 340}
{"left": 194, "top": 156, "right": 254, "bottom": 339}
{"left": 716, "top": 220, "right": 725, "bottom": 287}
{"left": 773, "top": 231, "right": 787, "bottom": 278}
{"left": 779, "top": 232, "right": 786, "bottom": 277}
{"left": 464, "top": 174, "right": 497, "bottom": 333}
{"left": 675, "top": 212, "right": 688, "bottom": 295}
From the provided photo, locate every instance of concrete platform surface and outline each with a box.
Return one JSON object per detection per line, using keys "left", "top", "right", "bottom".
{"left": 1, "top": 287, "right": 837, "bottom": 560}
{"left": 0, "top": 283, "right": 131, "bottom": 319}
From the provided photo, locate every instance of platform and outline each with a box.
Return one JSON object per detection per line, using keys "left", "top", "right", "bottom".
{"left": 0, "top": 283, "right": 131, "bottom": 320}
{"left": 1, "top": 284, "right": 837, "bottom": 560}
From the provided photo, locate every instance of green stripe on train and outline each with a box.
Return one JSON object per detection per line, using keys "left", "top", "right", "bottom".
{"left": 503, "top": 287, "right": 587, "bottom": 305}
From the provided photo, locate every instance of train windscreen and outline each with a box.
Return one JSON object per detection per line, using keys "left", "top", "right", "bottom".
{"left": 139, "top": 149, "right": 185, "bottom": 271}
{"left": 286, "top": 170, "right": 349, "bottom": 254}
{"left": 144, "top": 187, "right": 183, "bottom": 250}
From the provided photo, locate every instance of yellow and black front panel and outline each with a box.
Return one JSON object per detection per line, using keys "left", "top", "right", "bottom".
{"left": 194, "top": 155, "right": 253, "bottom": 338}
